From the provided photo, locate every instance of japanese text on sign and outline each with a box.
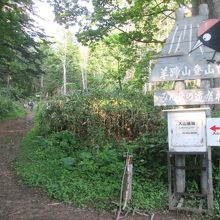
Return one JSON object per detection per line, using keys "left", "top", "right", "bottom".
{"left": 154, "top": 88, "right": 220, "bottom": 106}
{"left": 159, "top": 64, "right": 219, "bottom": 80}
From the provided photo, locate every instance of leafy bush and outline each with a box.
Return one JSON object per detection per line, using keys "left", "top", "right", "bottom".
{"left": 16, "top": 92, "right": 168, "bottom": 212}
{"left": 0, "top": 95, "right": 25, "bottom": 120}
{"left": 0, "top": 96, "right": 15, "bottom": 116}
{"left": 16, "top": 129, "right": 167, "bottom": 211}
{"left": 35, "top": 92, "right": 163, "bottom": 141}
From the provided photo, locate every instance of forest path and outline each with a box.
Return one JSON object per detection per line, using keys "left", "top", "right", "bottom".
{"left": 0, "top": 113, "right": 189, "bottom": 220}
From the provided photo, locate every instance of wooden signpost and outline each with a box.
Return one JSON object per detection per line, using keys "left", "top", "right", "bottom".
{"left": 150, "top": 9, "right": 220, "bottom": 82}
{"left": 149, "top": 4, "right": 214, "bottom": 213}
{"left": 151, "top": 61, "right": 220, "bottom": 82}
{"left": 154, "top": 88, "right": 220, "bottom": 106}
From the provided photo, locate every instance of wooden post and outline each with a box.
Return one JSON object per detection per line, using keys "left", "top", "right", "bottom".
{"left": 207, "top": 147, "right": 214, "bottom": 210}
{"left": 199, "top": 79, "right": 210, "bottom": 195}
{"left": 174, "top": 8, "right": 186, "bottom": 194}
{"left": 174, "top": 81, "right": 186, "bottom": 193}
{"left": 122, "top": 155, "right": 133, "bottom": 210}
{"left": 199, "top": 3, "right": 210, "bottom": 196}
{"left": 175, "top": 154, "right": 185, "bottom": 193}
{"left": 200, "top": 153, "right": 208, "bottom": 194}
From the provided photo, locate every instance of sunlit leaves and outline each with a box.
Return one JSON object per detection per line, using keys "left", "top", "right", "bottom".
{"left": 49, "top": 0, "right": 189, "bottom": 45}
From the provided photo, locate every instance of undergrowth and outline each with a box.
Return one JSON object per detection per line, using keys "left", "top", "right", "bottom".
{"left": 15, "top": 92, "right": 168, "bottom": 212}
{"left": 16, "top": 129, "right": 167, "bottom": 211}
{"left": 0, "top": 95, "right": 26, "bottom": 120}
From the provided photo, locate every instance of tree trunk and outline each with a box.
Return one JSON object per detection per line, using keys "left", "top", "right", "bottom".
{"left": 63, "top": 29, "right": 67, "bottom": 95}
{"left": 193, "top": 1, "right": 220, "bottom": 19}
{"left": 192, "top": 0, "right": 200, "bottom": 15}
{"left": 207, "top": 0, "right": 220, "bottom": 18}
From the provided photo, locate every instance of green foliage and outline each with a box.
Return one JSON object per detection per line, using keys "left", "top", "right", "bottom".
{"left": 35, "top": 92, "right": 163, "bottom": 141}
{"left": 39, "top": 33, "right": 81, "bottom": 97}
{"left": 16, "top": 129, "right": 167, "bottom": 211}
{"left": 87, "top": 41, "right": 121, "bottom": 92}
{"left": 0, "top": 96, "right": 14, "bottom": 117}
{"left": 39, "top": 44, "right": 63, "bottom": 96}
{"left": 46, "top": 0, "right": 191, "bottom": 94}
{"left": 211, "top": 147, "right": 220, "bottom": 217}
{"left": 86, "top": 32, "right": 157, "bottom": 93}
{"left": 0, "top": 0, "right": 46, "bottom": 97}
{"left": 212, "top": 110, "right": 220, "bottom": 118}
{"left": 16, "top": 93, "right": 168, "bottom": 211}
{"left": 48, "top": 0, "right": 190, "bottom": 45}
{"left": 60, "top": 157, "right": 76, "bottom": 170}
{"left": 131, "top": 180, "right": 166, "bottom": 210}
{"left": 212, "top": 165, "right": 220, "bottom": 218}
{"left": 0, "top": 89, "right": 26, "bottom": 120}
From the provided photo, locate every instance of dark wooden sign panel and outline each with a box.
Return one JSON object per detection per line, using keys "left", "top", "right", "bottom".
{"left": 149, "top": 15, "right": 220, "bottom": 82}
{"left": 151, "top": 57, "right": 220, "bottom": 81}
{"left": 154, "top": 88, "right": 220, "bottom": 106}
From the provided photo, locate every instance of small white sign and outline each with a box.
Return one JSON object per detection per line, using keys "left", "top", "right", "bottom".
{"left": 207, "top": 118, "right": 220, "bottom": 146}
{"left": 167, "top": 109, "right": 207, "bottom": 152}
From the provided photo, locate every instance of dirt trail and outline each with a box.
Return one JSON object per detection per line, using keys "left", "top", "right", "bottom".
{"left": 0, "top": 114, "right": 190, "bottom": 220}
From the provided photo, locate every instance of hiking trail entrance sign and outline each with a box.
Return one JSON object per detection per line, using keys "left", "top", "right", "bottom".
{"left": 149, "top": 4, "right": 214, "bottom": 213}
{"left": 154, "top": 88, "right": 220, "bottom": 106}
{"left": 150, "top": 4, "right": 220, "bottom": 107}
{"left": 150, "top": 15, "right": 220, "bottom": 83}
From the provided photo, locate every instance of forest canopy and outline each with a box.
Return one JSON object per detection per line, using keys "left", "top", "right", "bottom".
{"left": 48, "top": 0, "right": 191, "bottom": 45}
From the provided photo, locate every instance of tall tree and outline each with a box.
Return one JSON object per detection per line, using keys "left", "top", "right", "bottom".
{"left": 40, "top": 32, "right": 81, "bottom": 97}
{"left": 0, "top": 0, "right": 46, "bottom": 97}
{"left": 48, "top": 0, "right": 189, "bottom": 93}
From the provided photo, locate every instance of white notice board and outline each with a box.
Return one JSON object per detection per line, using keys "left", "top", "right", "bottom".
{"left": 167, "top": 110, "right": 207, "bottom": 152}
{"left": 207, "top": 118, "right": 220, "bottom": 146}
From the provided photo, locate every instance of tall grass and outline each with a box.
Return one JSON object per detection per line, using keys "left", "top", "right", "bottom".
{"left": 16, "top": 92, "right": 168, "bottom": 212}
